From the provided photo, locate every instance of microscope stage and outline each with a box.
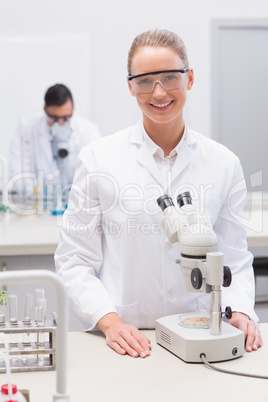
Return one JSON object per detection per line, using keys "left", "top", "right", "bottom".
{"left": 156, "top": 314, "right": 244, "bottom": 363}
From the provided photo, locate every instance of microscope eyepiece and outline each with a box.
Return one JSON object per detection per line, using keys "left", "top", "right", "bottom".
{"left": 157, "top": 194, "right": 174, "bottom": 211}
{"left": 177, "top": 191, "right": 192, "bottom": 208}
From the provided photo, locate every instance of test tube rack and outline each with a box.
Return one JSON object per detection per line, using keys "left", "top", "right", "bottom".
{"left": 0, "top": 320, "right": 56, "bottom": 373}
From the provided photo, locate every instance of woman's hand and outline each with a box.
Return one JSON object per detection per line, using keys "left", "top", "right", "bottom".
{"left": 97, "top": 313, "right": 151, "bottom": 358}
{"left": 229, "top": 312, "right": 263, "bottom": 352}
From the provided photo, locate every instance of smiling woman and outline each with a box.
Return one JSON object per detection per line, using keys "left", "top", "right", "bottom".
{"left": 126, "top": 35, "right": 194, "bottom": 154}
{"left": 55, "top": 28, "right": 262, "bottom": 360}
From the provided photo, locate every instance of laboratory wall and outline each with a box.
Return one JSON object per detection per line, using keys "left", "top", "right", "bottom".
{"left": 0, "top": 0, "right": 268, "bottom": 189}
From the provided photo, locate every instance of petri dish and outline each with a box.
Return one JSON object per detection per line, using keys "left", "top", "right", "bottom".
{"left": 178, "top": 312, "right": 210, "bottom": 329}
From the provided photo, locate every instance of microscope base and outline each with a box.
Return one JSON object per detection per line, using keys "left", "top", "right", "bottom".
{"left": 156, "top": 314, "right": 244, "bottom": 363}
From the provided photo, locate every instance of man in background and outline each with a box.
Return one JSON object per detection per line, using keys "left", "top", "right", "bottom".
{"left": 9, "top": 83, "right": 101, "bottom": 196}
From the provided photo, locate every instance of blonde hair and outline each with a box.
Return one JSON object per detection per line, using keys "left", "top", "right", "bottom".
{"left": 127, "top": 28, "right": 189, "bottom": 75}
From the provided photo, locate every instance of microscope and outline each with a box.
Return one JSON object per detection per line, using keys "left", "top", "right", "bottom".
{"left": 49, "top": 123, "right": 72, "bottom": 214}
{"left": 50, "top": 122, "right": 72, "bottom": 187}
{"left": 155, "top": 192, "right": 245, "bottom": 362}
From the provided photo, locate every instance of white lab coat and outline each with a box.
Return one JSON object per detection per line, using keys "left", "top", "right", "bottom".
{"left": 55, "top": 120, "right": 258, "bottom": 330}
{"left": 9, "top": 111, "right": 101, "bottom": 192}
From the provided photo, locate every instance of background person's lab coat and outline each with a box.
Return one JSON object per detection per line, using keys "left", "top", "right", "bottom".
{"left": 55, "top": 120, "right": 258, "bottom": 330}
{"left": 8, "top": 111, "right": 101, "bottom": 193}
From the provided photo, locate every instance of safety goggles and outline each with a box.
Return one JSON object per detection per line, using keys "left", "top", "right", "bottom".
{"left": 127, "top": 68, "right": 189, "bottom": 94}
{"left": 46, "top": 113, "right": 72, "bottom": 124}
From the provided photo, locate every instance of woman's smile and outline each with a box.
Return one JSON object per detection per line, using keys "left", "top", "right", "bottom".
{"left": 148, "top": 100, "right": 174, "bottom": 111}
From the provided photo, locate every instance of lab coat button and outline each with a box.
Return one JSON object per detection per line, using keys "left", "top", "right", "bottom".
{"left": 165, "top": 242, "right": 172, "bottom": 251}
{"left": 166, "top": 292, "right": 174, "bottom": 301}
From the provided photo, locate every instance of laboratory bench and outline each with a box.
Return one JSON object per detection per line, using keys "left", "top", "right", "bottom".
{"left": 0, "top": 213, "right": 62, "bottom": 256}
{"left": 0, "top": 206, "right": 267, "bottom": 256}
{"left": 0, "top": 207, "right": 267, "bottom": 328}
{"left": 0, "top": 209, "right": 267, "bottom": 268}
{"left": 0, "top": 208, "right": 267, "bottom": 400}
{"left": 245, "top": 205, "right": 268, "bottom": 248}
{"left": 1, "top": 324, "right": 267, "bottom": 402}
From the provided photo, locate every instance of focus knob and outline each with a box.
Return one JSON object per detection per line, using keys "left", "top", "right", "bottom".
{"left": 191, "top": 268, "right": 203, "bottom": 290}
{"left": 223, "top": 266, "right": 232, "bottom": 287}
{"left": 225, "top": 306, "right": 232, "bottom": 320}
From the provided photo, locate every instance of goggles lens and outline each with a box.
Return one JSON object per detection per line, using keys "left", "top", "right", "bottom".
{"left": 128, "top": 69, "right": 189, "bottom": 94}
{"left": 46, "top": 113, "right": 72, "bottom": 123}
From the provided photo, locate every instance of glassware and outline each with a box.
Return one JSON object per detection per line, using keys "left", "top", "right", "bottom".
{"left": 0, "top": 292, "right": 6, "bottom": 325}
{"left": 8, "top": 295, "right": 18, "bottom": 324}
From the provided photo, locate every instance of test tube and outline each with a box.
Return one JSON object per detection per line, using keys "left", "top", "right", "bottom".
{"left": 23, "top": 293, "right": 33, "bottom": 323}
{"left": 9, "top": 295, "right": 19, "bottom": 347}
{"left": 35, "top": 289, "right": 44, "bottom": 322}
{"left": 42, "top": 298, "right": 47, "bottom": 324}
{"left": 0, "top": 294, "right": 6, "bottom": 325}
{"left": 36, "top": 298, "right": 46, "bottom": 327}
{"left": 36, "top": 298, "right": 47, "bottom": 349}
{"left": 22, "top": 293, "right": 33, "bottom": 348}
{"left": 35, "top": 288, "right": 44, "bottom": 300}
{"left": 8, "top": 295, "right": 18, "bottom": 324}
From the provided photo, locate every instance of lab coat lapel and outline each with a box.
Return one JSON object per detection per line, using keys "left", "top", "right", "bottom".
{"left": 164, "top": 125, "right": 196, "bottom": 192}
{"left": 137, "top": 142, "right": 163, "bottom": 186}
{"left": 169, "top": 140, "right": 190, "bottom": 184}
{"left": 130, "top": 121, "right": 196, "bottom": 189}
{"left": 131, "top": 121, "right": 163, "bottom": 186}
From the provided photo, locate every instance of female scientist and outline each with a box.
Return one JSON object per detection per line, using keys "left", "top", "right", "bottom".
{"left": 55, "top": 29, "right": 262, "bottom": 358}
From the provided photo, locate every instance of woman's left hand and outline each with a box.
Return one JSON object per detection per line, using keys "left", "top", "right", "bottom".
{"left": 229, "top": 312, "right": 263, "bottom": 352}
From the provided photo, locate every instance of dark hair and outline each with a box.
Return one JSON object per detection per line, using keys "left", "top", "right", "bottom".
{"left": 44, "top": 84, "right": 73, "bottom": 107}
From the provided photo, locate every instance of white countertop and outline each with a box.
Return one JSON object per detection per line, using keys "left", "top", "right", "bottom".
{"left": 244, "top": 206, "right": 268, "bottom": 248}
{"left": 0, "top": 213, "right": 62, "bottom": 256}
{"left": 1, "top": 324, "right": 267, "bottom": 402}
{"left": 0, "top": 207, "right": 267, "bottom": 256}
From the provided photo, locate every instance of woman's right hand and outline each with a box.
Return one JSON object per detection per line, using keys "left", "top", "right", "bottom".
{"left": 97, "top": 312, "right": 151, "bottom": 358}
